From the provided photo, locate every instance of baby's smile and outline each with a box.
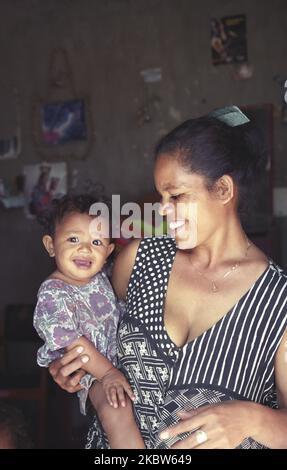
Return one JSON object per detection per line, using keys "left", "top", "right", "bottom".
{"left": 73, "top": 258, "right": 93, "bottom": 269}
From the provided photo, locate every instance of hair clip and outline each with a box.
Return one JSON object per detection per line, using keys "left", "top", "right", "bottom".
{"left": 209, "top": 105, "right": 250, "bottom": 127}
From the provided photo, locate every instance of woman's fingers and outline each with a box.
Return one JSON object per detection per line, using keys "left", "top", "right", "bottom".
{"left": 49, "top": 357, "right": 63, "bottom": 379}
{"left": 160, "top": 405, "right": 214, "bottom": 441}
{"left": 177, "top": 405, "right": 210, "bottom": 420}
{"left": 59, "top": 345, "right": 86, "bottom": 366}
{"left": 48, "top": 347, "right": 89, "bottom": 392}
{"left": 160, "top": 415, "right": 204, "bottom": 440}
{"left": 65, "top": 380, "right": 84, "bottom": 393}
{"left": 70, "top": 369, "right": 86, "bottom": 387}
{"left": 49, "top": 347, "right": 87, "bottom": 378}
{"left": 171, "top": 425, "right": 211, "bottom": 449}
{"left": 60, "top": 355, "right": 89, "bottom": 377}
{"left": 49, "top": 363, "right": 85, "bottom": 392}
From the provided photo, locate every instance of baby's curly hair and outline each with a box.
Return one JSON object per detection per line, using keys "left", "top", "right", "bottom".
{"left": 0, "top": 402, "right": 34, "bottom": 449}
{"left": 37, "top": 193, "right": 112, "bottom": 237}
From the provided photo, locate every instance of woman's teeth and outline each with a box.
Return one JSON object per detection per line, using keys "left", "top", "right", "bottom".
{"left": 169, "top": 220, "right": 185, "bottom": 230}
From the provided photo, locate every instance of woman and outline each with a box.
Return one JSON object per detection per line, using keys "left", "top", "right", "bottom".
{"left": 49, "top": 110, "right": 287, "bottom": 449}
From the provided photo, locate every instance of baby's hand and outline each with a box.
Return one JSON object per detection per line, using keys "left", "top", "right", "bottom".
{"left": 100, "top": 367, "right": 135, "bottom": 408}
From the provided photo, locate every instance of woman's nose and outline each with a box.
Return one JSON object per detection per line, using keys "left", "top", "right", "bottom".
{"left": 159, "top": 202, "right": 174, "bottom": 216}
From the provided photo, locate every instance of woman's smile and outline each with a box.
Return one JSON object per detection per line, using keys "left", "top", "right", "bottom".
{"left": 169, "top": 220, "right": 186, "bottom": 231}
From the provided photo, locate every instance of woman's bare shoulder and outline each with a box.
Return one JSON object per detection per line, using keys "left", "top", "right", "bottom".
{"left": 111, "top": 239, "right": 142, "bottom": 299}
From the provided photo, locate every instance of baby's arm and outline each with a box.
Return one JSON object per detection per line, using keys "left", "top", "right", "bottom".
{"left": 91, "top": 382, "right": 145, "bottom": 449}
{"left": 66, "top": 336, "right": 135, "bottom": 408}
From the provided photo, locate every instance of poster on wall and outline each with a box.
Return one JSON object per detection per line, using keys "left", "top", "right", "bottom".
{"left": 0, "top": 129, "right": 21, "bottom": 160}
{"left": 210, "top": 14, "right": 247, "bottom": 66}
{"left": 41, "top": 99, "right": 87, "bottom": 146}
{"left": 23, "top": 162, "right": 67, "bottom": 218}
{"left": 0, "top": 174, "right": 25, "bottom": 209}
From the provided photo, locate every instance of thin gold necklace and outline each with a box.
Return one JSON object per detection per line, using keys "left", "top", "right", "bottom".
{"left": 192, "top": 238, "right": 252, "bottom": 293}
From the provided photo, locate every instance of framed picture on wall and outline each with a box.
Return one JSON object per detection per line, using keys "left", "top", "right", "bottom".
{"left": 0, "top": 133, "right": 21, "bottom": 160}
{"left": 32, "top": 96, "right": 94, "bottom": 161}
{"left": 23, "top": 161, "right": 67, "bottom": 219}
{"left": 210, "top": 14, "right": 248, "bottom": 66}
{"left": 41, "top": 99, "right": 87, "bottom": 146}
{"left": 32, "top": 47, "right": 95, "bottom": 160}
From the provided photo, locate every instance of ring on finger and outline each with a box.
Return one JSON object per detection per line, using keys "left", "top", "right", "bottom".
{"left": 195, "top": 429, "right": 208, "bottom": 444}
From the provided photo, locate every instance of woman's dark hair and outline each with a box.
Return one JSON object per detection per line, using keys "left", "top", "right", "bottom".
{"left": 37, "top": 193, "right": 111, "bottom": 237}
{"left": 154, "top": 115, "right": 267, "bottom": 212}
{"left": 0, "top": 402, "right": 34, "bottom": 449}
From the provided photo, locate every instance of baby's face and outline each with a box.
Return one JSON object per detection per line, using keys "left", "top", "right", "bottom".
{"left": 48, "top": 212, "right": 114, "bottom": 285}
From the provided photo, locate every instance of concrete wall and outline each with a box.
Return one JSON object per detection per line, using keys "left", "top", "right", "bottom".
{"left": 0, "top": 0, "right": 287, "bottom": 317}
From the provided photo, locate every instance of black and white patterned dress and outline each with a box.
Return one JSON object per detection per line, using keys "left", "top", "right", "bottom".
{"left": 86, "top": 236, "right": 287, "bottom": 449}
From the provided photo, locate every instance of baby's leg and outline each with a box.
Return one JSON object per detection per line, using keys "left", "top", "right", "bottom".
{"left": 92, "top": 382, "right": 145, "bottom": 449}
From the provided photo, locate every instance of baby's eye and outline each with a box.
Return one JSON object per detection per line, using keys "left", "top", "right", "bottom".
{"left": 92, "top": 239, "right": 103, "bottom": 246}
{"left": 68, "top": 236, "right": 79, "bottom": 243}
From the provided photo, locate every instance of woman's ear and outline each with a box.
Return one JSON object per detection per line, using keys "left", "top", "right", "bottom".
{"left": 214, "top": 175, "right": 234, "bottom": 204}
{"left": 42, "top": 235, "right": 55, "bottom": 257}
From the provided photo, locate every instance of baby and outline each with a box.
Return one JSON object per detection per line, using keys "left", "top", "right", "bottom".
{"left": 33, "top": 194, "right": 144, "bottom": 448}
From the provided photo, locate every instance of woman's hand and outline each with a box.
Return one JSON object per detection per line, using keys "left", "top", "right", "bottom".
{"left": 160, "top": 401, "right": 261, "bottom": 449}
{"left": 49, "top": 344, "right": 88, "bottom": 393}
{"left": 100, "top": 367, "right": 135, "bottom": 409}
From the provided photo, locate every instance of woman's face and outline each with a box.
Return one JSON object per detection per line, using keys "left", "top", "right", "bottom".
{"left": 154, "top": 154, "right": 224, "bottom": 250}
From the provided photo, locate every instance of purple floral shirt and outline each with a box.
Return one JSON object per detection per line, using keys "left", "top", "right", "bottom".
{"left": 33, "top": 271, "right": 122, "bottom": 414}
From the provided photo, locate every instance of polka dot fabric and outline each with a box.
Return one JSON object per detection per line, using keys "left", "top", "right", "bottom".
{"left": 126, "top": 236, "right": 178, "bottom": 361}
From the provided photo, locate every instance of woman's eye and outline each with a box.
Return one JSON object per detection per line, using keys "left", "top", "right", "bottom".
{"left": 68, "top": 236, "right": 79, "bottom": 243}
{"left": 170, "top": 194, "right": 181, "bottom": 201}
{"left": 92, "top": 239, "right": 103, "bottom": 246}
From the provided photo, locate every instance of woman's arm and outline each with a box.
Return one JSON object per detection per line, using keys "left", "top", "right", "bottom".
{"left": 248, "top": 327, "right": 287, "bottom": 448}
{"left": 111, "top": 239, "right": 141, "bottom": 299}
{"left": 161, "top": 329, "right": 287, "bottom": 449}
